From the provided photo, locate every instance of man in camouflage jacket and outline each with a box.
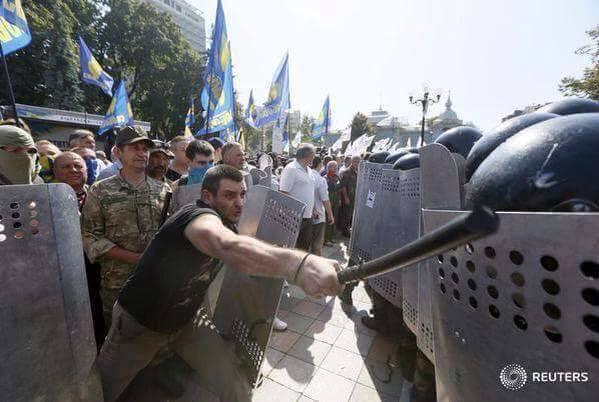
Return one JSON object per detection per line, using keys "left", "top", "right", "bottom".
{"left": 82, "top": 127, "right": 170, "bottom": 326}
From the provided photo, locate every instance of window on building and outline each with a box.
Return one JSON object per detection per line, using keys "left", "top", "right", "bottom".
{"left": 176, "top": 4, "right": 181, "bottom": 12}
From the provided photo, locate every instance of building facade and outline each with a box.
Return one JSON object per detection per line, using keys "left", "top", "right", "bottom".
{"left": 366, "top": 93, "right": 467, "bottom": 148}
{"left": 141, "top": 0, "right": 206, "bottom": 54}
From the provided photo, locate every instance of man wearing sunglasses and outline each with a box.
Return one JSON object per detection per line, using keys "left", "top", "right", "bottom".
{"left": 176, "top": 139, "right": 215, "bottom": 187}
{"left": 147, "top": 142, "right": 175, "bottom": 184}
{"left": 0, "top": 125, "right": 39, "bottom": 185}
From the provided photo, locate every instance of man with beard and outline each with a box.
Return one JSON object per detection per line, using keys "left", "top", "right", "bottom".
{"left": 96, "top": 165, "right": 343, "bottom": 402}
{"left": 147, "top": 144, "right": 175, "bottom": 183}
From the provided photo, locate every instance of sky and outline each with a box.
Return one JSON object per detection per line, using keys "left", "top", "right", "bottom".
{"left": 189, "top": 0, "right": 598, "bottom": 131}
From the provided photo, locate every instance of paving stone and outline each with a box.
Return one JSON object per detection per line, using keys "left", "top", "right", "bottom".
{"left": 334, "top": 328, "right": 374, "bottom": 357}
{"left": 349, "top": 383, "right": 395, "bottom": 402}
{"left": 252, "top": 378, "right": 300, "bottom": 402}
{"left": 279, "top": 296, "right": 303, "bottom": 311}
{"left": 269, "top": 355, "right": 317, "bottom": 393}
{"left": 368, "top": 336, "right": 399, "bottom": 363}
{"left": 288, "top": 336, "right": 332, "bottom": 366}
{"left": 303, "top": 368, "right": 355, "bottom": 402}
{"left": 305, "top": 319, "right": 344, "bottom": 344}
{"left": 317, "top": 304, "right": 351, "bottom": 327}
{"left": 344, "top": 310, "right": 378, "bottom": 337}
{"left": 262, "top": 348, "right": 285, "bottom": 377}
{"left": 284, "top": 312, "right": 315, "bottom": 334}
{"left": 320, "top": 346, "right": 364, "bottom": 380}
{"left": 292, "top": 300, "right": 327, "bottom": 319}
{"left": 269, "top": 329, "right": 301, "bottom": 353}
{"left": 357, "top": 358, "right": 405, "bottom": 397}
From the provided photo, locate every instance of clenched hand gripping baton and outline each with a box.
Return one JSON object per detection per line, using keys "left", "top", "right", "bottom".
{"left": 337, "top": 206, "right": 499, "bottom": 284}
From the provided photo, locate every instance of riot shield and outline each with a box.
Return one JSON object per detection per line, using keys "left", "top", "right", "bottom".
{"left": 258, "top": 166, "right": 273, "bottom": 188}
{"left": 348, "top": 161, "right": 389, "bottom": 264}
{"left": 365, "top": 168, "right": 404, "bottom": 307}
{"left": 397, "top": 167, "right": 422, "bottom": 335}
{"left": 172, "top": 183, "right": 203, "bottom": 211}
{"left": 423, "top": 209, "right": 599, "bottom": 402}
{"left": 0, "top": 184, "right": 102, "bottom": 401}
{"left": 176, "top": 185, "right": 305, "bottom": 387}
{"left": 417, "top": 144, "right": 465, "bottom": 364}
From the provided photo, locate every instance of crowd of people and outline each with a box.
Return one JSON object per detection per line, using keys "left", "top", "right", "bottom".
{"left": 0, "top": 119, "right": 374, "bottom": 401}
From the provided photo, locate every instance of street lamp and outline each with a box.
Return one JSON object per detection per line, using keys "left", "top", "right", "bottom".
{"left": 409, "top": 86, "right": 441, "bottom": 146}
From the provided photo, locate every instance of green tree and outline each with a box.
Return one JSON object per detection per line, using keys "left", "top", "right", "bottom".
{"left": 559, "top": 26, "right": 599, "bottom": 99}
{"left": 2, "top": 0, "right": 89, "bottom": 110}
{"left": 350, "top": 112, "right": 374, "bottom": 142}
{"left": 2, "top": 0, "right": 204, "bottom": 139}
{"left": 299, "top": 114, "right": 313, "bottom": 142}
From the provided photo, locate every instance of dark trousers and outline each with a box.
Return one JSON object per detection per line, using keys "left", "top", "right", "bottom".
{"left": 296, "top": 218, "right": 313, "bottom": 251}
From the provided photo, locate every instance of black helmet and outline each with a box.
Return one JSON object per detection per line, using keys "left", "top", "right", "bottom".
{"left": 537, "top": 98, "right": 599, "bottom": 116}
{"left": 466, "top": 112, "right": 558, "bottom": 181}
{"left": 385, "top": 149, "right": 410, "bottom": 163}
{"left": 368, "top": 151, "right": 390, "bottom": 163}
{"left": 434, "top": 126, "right": 482, "bottom": 158}
{"left": 392, "top": 153, "right": 420, "bottom": 170}
{"left": 466, "top": 113, "right": 599, "bottom": 211}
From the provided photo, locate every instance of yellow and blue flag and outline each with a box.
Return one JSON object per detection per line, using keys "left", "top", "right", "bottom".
{"left": 312, "top": 96, "right": 331, "bottom": 141}
{"left": 281, "top": 113, "right": 290, "bottom": 145}
{"left": 0, "top": 0, "right": 31, "bottom": 55}
{"left": 99, "top": 81, "right": 134, "bottom": 135}
{"left": 245, "top": 89, "right": 258, "bottom": 128}
{"left": 184, "top": 97, "right": 195, "bottom": 137}
{"left": 256, "top": 52, "right": 290, "bottom": 127}
{"left": 78, "top": 36, "right": 114, "bottom": 97}
{"left": 197, "top": 0, "right": 235, "bottom": 137}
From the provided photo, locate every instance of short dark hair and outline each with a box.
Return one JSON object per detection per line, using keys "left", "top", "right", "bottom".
{"left": 185, "top": 140, "right": 214, "bottom": 160}
{"left": 202, "top": 165, "right": 244, "bottom": 195}
{"left": 311, "top": 156, "right": 322, "bottom": 169}
{"left": 221, "top": 142, "right": 242, "bottom": 158}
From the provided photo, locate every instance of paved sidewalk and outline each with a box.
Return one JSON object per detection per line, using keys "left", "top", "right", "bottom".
{"left": 253, "top": 239, "right": 412, "bottom": 402}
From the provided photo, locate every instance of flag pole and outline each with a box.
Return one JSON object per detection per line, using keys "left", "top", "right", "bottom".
{"left": 0, "top": 43, "right": 21, "bottom": 127}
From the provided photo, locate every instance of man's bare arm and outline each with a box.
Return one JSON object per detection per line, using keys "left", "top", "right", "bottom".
{"left": 184, "top": 214, "right": 342, "bottom": 296}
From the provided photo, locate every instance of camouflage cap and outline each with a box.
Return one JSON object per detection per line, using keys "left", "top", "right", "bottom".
{"left": 150, "top": 147, "right": 175, "bottom": 159}
{"left": 0, "top": 125, "right": 36, "bottom": 150}
{"left": 116, "top": 126, "right": 154, "bottom": 148}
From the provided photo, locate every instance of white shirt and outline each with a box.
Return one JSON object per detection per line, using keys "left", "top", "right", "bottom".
{"left": 280, "top": 160, "right": 315, "bottom": 219}
{"left": 311, "top": 169, "right": 329, "bottom": 224}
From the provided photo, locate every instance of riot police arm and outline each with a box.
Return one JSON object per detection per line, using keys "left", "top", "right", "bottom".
{"left": 184, "top": 213, "right": 343, "bottom": 297}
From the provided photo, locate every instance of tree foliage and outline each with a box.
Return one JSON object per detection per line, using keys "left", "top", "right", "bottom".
{"left": 1, "top": 0, "right": 204, "bottom": 139}
{"left": 350, "top": 112, "right": 374, "bottom": 142}
{"left": 299, "top": 114, "right": 313, "bottom": 142}
{"left": 559, "top": 26, "right": 599, "bottom": 100}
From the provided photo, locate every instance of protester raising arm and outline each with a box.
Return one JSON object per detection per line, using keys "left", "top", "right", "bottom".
{"left": 184, "top": 213, "right": 343, "bottom": 297}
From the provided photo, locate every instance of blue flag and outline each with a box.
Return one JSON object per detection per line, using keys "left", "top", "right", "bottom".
{"left": 99, "top": 81, "right": 134, "bottom": 135}
{"left": 281, "top": 113, "right": 290, "bottom": 144}
{"left": 78, "top": 36, "right": 114, "bottom": 97}
{"left": 245, "top": 89, "right": 258, "bottom": 128}
{"left": 0, "top": 0, "right": 31, "bottom": 55}
{"left": 184, "top": 97, "right": 195, "bottom": 137}
{"left": 197, "top": 0, "right": 235, "bottom": 137}
{"left": 312, "top": 96, "right": 330, "bottom": 140}
{"left": 256, "top": 53, "right": 290, "bottom": 127}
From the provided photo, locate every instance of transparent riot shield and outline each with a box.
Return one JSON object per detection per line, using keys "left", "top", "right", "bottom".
{"left": 0, "top": 184, "right": 102, "bottom": 401}
{"left": 175, "top": 185, "right": 305, "bottom": 387}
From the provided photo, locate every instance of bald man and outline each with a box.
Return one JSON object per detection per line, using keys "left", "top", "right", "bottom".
{"left": 53, "top": 151, "right": 88, "bottom": 210}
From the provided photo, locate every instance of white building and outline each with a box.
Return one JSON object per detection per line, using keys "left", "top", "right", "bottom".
{"left": 141, "top": 0, "right": 206, "bottom": 54}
